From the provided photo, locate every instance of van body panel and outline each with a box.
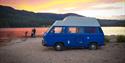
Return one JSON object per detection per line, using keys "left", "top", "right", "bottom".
{"left": 43, "top": 26, "right": 104, "bottom": 48}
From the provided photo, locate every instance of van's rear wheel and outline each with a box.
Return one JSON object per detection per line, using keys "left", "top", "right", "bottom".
{"left": 89, "top": 43, "right": 98, "bottom": 50}
{"left": 54, "top": 43, "right": 64, "bottom": 51}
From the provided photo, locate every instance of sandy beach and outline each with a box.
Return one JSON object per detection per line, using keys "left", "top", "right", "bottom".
{"left": 0, "top": 38, "right": 125, "bottom": 63}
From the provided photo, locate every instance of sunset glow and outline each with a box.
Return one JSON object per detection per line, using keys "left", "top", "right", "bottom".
{"left": 0, "top": 0, "right": 125, "bottom": 19}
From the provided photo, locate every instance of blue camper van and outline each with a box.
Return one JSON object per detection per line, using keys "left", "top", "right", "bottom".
{"left": 42, "top": 16, "right": 104, "bottom": 51}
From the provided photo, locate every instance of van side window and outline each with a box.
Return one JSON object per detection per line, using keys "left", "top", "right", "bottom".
{"left": 54, "top": 27, "right": 63, "bottom": 33}
{"left": 68, "top": 27, "right": 79, "bottom": 33}
{"left": 84, "top": 27, "right": 96, "bottom": 33}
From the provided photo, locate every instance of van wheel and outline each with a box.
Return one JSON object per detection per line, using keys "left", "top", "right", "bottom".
{"left": 54, "top": 43, "right": 64, "bottom": 51}
{"left": 89, "top": 43, "right": 98, "bottom": 50}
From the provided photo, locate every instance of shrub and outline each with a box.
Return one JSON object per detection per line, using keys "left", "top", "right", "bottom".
{"left": 104, "top": 36, "right": 110, "bottom": 43}
{"left": 117, "top": 35, "right": 125, "bottom": 42}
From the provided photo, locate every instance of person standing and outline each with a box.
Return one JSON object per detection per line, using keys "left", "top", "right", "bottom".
{"left": 31, "top": 28, "right": 36, "bottom": 37}
{"left": 25, "top": 31, "right": 28, "bottom": 37}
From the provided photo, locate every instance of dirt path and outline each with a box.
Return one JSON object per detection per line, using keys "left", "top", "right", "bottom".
{"left": 0, "top": 38, "right": 125, "bottom": 63}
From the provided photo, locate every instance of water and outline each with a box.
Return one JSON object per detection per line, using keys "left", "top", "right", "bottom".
{"left": 0, "top": 27, "right": 125, "bottom": 38}
{"left": 0, "top": 27, "right": 48, "bottom": 38}
{"left": 102, "top": 27, "right": 125, "bottom": 35}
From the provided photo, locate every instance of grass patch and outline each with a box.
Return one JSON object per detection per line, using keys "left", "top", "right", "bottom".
{"left": 104, "top": 36, "right": 110, "bottom": 43}
{"left": 117, "top": 35, "right": 125, "bottom": 43}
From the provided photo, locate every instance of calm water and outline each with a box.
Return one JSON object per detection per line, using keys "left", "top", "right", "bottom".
{"left": 102, "top": 27, "right": 125, "bottom": 35}
{"left": 0, "top": 27, "right": 125, "bottom": 38}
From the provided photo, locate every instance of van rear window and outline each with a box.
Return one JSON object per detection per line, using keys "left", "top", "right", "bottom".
{"left": 84, "top": 27, "right": 96, "bottom": 33}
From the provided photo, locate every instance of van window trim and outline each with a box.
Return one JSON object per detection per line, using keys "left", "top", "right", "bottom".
{"left": 48, "top": 26, "right": 99, "bottom": 34}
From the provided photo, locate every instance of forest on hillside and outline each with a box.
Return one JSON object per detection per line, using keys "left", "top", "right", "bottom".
{"left": 0, "top": 5, "right": 125, "bottom": 28}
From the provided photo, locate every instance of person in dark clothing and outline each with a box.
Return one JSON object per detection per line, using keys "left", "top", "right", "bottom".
{"left": 25, "top": 31, "right": 28, "bottom": 37}
{"left": 31, "top": 28, "right": 36, "bottom": 37}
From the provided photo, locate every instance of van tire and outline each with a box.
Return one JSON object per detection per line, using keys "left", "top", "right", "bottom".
{"left": 54, "top": 43, "right": 64, "bottom": 51}
{"left": 89, "top": 43, "right": 98, "bottom": 50}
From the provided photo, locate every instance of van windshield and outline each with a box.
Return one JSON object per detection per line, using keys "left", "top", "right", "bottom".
{"left": 46, "top": 26, "right": 53, "bottom": 33}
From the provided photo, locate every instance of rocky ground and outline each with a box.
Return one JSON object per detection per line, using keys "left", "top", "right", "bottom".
{"left": 0, "top": 38, "right": 125, "bottom": 63}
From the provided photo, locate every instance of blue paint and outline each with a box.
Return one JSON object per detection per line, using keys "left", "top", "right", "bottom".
{"left": 42, "top": 26, "right": 104, "bottom": 48}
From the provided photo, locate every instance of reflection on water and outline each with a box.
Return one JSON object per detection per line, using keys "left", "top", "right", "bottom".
{"left": 0, "top": 27, "right": 48, "bottom": 38}
{"left": 0, "top": 27, "right": 125, "bottom": 38}
{"left": 102, "top": 27, "right": 125, "bottom": 35}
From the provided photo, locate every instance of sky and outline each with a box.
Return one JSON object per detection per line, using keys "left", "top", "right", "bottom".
{"left": 0, "top": 0, "right": 125, "bottom": 20}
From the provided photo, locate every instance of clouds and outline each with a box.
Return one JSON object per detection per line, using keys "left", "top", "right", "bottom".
{"left": 91, "top": 2, "right": 125, "bottom": 9}
{"left": 81, "top": 2, "right": 125, "bottom": 16}
{"left": 96, "top": 0, "right": 124, "bottom": 3}
{"left": 0, "top": 0, "right": 125, "bottom": 19}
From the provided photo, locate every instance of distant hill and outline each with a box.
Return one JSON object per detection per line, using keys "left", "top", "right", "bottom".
{"left": 98, "top": 19, "right": 125, "bottom": 26}
{"left": 0, "top": 5, "right": 125, "bottom": 28}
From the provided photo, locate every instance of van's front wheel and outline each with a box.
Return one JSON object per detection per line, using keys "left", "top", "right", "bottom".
{"left": 89, "top": 43, "right": 98, "bottom": 50}
{"left": 54, "top": 43, "right": 64, "bottom": 51}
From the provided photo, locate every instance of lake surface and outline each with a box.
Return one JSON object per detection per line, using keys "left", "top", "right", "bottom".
{"left": 0, "top": 27, "right": 125, "bottom": 38}
{"left": 0, "top": 27, "right": 48, "bottom": 38}
{"left": 101, "top": 27, "right": 125, "bottom": 35}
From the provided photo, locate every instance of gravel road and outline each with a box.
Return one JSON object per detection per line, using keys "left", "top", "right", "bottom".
{"left": 0, "top": 38, "right": 125, "bottom": 63}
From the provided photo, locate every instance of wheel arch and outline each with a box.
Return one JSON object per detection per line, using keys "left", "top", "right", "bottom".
{"left": 54, "top": 42, "right": 65, "bottom": 46}
{"left": 89, "top": 42, "right": 98, "bottom": 45}
{"left": 88, "top": 42, "right": 98, "bottom": 50}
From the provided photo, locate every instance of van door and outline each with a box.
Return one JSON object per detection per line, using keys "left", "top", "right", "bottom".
{"left": 67, "top": 27, "right": 83, "bottom": 47}
{"left": 46, "top": 26, "right": 65, "bottom": 46}
{"left": 83, "top": 27, "right": 97, "bottom": 47}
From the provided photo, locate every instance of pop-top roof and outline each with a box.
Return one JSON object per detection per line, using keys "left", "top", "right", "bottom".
{"left": 52, "top": 16, "right": 100, "bottom": 27}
